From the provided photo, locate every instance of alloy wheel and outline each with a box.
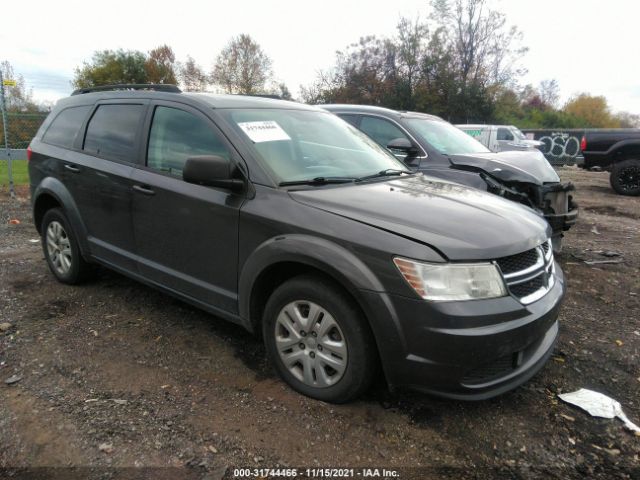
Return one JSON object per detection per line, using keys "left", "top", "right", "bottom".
{"left": 46, "top": 221, "right": 72, "bottom": 275}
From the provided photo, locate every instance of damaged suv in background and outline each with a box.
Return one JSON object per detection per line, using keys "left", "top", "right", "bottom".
{"left": 323, "top": 105, "right": 578, "bottom": 252}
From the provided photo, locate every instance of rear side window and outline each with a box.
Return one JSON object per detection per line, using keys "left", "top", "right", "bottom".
{"left": 83, "top": 104, "right": 144, "bottom": 162}
{"left": 42, "top": 106, "right": 91, "bottom": 148}
{"left": 147, "top": 106, "right": 230, "bottom": 177}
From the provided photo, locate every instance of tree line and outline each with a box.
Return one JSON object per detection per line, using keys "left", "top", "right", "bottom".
{"left": 301, "top": 0, "right": 637, "bottom": 128}
{"left": 2, "top": 0, "right": 638, "bottom": 128}
{"left": 72, "top": 35, "right": 291, "bottom": 99}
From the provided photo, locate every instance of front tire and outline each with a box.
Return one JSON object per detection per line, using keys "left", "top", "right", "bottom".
{"left": 41, "top": 208, "right": 92, "bottom": 284}
{"left": 610, "top": 159, "right": 640, "bottom": 196}
{"left": 262, "top": 275, "right": 377, "bottom": 403}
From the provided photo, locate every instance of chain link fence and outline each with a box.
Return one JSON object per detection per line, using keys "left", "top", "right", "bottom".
{"left": 0, "top": 112, "right": 48, "bottom": 150}
{"left": 1, "top": 112, "right": 48, "bottom": 195}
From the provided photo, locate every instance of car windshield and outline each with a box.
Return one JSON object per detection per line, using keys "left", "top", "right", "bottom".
{"left": 406, "top": 118, "right": 490, "bottom": 155}
{"left": 219, "top": 108, "right": 408, "bottom": 183}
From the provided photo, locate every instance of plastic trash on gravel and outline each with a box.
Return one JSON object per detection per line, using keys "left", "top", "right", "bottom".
{"left": 559, "top": 388, "right": 640, "bottom": 433}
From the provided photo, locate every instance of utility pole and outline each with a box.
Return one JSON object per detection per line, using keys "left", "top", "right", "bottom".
{"left": 0, "top": 68, "right": 15, "bottom": 198}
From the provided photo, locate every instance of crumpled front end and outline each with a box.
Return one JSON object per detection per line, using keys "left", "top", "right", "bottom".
{"left": 481, "top": 176, "right": 578, "bottom": 252}
{"left": 447, "top": 153, "right": 578, "bottom": 252}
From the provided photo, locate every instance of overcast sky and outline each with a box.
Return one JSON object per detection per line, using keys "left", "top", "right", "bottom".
{"left": 3, "top": 0, "right": 639, "bottom": 113}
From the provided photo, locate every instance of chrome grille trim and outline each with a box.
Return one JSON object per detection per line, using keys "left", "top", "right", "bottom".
{"left": 502, "top": 247, "right": 545, "bottom": 280}
{"left": 496, "top": 240, "right": 555, "bottom": 305}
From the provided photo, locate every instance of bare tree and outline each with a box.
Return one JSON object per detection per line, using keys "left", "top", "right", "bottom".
{"left": 431, "top": 0, "right": 527, "bottom": 88}
{"left": 211, "top": 34, "right": 273, "bottom": 94}
{"left": 396, "top": 17, "right": 428, "bottom": 96}
{"left": 1, "top": 61, "right": 37, "bottom": 112}
{"left": 614, "top": 111, "right": 640, "bottom": 128}
{"left": 538, "top": 79, "right": 560, "bottom": 109}
{"left": 178, "top": 56, "right": 207, "bottom": 92}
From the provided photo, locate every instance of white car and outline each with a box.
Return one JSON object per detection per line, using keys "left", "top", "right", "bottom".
{"left": 457, "top": 124, "right": 543, "bottom": 153}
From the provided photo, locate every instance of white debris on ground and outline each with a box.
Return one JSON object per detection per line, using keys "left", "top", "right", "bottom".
{"left": 559, "top": 388, "right": 640, "bottom": 433}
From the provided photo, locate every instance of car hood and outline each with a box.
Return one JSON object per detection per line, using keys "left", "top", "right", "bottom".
{"left": 522, "top": 139, "right": 544, "bottom": 147}
{"left": 289, "top": 175, "right": 550, "bottom": 261}
{"left": 448, "top": 150, "right": 559, "bottom": 185}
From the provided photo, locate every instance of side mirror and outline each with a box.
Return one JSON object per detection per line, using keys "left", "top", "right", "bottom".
{"left": 183, "top": 155, "right": 244, "bottom": 192}
{"left": 386, "top": 137, "right": 419, "bottom": 156}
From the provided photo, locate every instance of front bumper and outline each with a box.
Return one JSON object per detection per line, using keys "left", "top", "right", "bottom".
{"left": 361, "top": 263, "right": 565, "bottom": 400}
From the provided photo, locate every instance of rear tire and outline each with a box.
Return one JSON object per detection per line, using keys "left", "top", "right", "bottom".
{"left": 41, "top": 208, "right": 93, "bottom": 284}
{"left": 610, "top": 159, "right": 640, "bottom": 196}
{"left": 262, "top": 275, "right": 377, "bottom": 403}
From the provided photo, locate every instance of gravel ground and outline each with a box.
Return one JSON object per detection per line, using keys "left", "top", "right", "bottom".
{"left": 0, "top": 167, "right": 639, "bottom": 480}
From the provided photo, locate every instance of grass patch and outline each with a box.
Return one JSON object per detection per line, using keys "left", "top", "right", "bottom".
{"left": 0, "top": 159, "right": 29, "bottom": 186}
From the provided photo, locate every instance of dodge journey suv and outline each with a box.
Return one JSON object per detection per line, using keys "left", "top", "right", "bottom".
{"left": 28, "top": 85, "right": 565, "bottom": 403}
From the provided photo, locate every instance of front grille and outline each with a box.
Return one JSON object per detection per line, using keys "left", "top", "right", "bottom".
{"left": 495, "top": 240, "right": 554, "bottom": 304}
{"left": 509, "top": 275, "right": 545, "bottom": 298}
{"left": 495, "top": 249, "right": 539, "bottom": 275}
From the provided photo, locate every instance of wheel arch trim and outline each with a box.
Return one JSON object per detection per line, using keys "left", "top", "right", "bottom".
{"left": 32, "top": 177, "right": 90, "bottom": 257}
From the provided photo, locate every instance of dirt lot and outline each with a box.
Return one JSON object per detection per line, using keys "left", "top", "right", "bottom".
{"left": 0, "top": 168, "right": 639, "bottom": 479}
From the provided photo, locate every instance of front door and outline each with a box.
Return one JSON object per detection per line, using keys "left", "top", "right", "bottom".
{"left": 131, "top": 103, "right": 244, "bottom": 314}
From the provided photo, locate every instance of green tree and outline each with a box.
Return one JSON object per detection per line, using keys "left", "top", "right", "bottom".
{"left": 211, "top": 34, "right": 273, "bottom": 94}
{"left": 145, "top": 45, "right": 177, "bottom": 84}
{"left": 73, "top": 49, "right": 148, "bottom": 88}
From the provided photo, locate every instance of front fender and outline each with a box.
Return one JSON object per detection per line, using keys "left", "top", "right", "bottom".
{"left": 239, "top": 234, "right": 386, "bottom": 319}
{"left": 33, "top": 177, "right": 90, "bottom": 257}
{"left": 238, "top": 234, "right": 408, "bottom": 372}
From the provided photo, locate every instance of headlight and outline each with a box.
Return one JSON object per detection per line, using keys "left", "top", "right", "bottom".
{"left": 393, "top": 257, "right": 507, "bottom": 301}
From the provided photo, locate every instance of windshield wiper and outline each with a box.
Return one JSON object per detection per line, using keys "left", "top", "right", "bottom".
{"left": 278, "top": 176, "right": 358, "bottom": 187}
{"left": 356, "top": 168, "right": 412, "bottom": 182}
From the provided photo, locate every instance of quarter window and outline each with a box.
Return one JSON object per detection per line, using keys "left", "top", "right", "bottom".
{"left": 147, "top": 106, "right": 230, "bottom": 177}
{"left": 83, "top": 104, "right": 144, "bottom": 162}
{"left": 42, "top": 106, "right": 91, "bottom": 148}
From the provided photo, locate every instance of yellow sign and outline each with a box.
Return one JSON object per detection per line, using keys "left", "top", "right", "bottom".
{"left": 2, "top": 80, "right": 17, "bottom": 87}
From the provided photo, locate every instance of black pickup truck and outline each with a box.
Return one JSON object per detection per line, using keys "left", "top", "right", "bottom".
{"left": 580, "top": 130, "right": 640, "bottom": 195}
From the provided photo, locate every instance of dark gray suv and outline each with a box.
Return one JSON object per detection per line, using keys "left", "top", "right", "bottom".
{"left": 28, "top": 85, "right": 565, "bottom": 403}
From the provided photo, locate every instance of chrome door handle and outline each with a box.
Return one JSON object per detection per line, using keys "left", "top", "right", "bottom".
{"left": 133, "top": 184, "right": 156, "bottom": 196}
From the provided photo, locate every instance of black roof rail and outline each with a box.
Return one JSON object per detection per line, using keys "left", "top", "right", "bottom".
{"left": 71, "top": 84, "right": 182, "bottom": 96}
{"left": 236, "top": 93, "right": 282, "bottom": 100}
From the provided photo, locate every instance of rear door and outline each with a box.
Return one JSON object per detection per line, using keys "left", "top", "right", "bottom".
{"left": 130, "top": 101, "right": 244, "bottom": 313}
{"left": 68, "top": 101, "right": 147, "bottom": 270}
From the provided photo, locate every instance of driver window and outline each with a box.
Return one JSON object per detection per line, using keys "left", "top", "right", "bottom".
{"left": 147, "top": 106, "right": 230, "bottom": 177}
{"left": 359, "top": 116, "right": 410, "bottom": 148}
{"left": 497, "top": 128, "right": 514, "bottom": 141}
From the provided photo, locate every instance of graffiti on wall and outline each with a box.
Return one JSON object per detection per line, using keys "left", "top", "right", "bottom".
{"left": 522, "top": 129, "right": 585, "bottom": 165}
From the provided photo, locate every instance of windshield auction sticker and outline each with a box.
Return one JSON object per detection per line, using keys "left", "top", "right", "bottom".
{"left": 238, "top": 121, "right": 291, "bottom": 143}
